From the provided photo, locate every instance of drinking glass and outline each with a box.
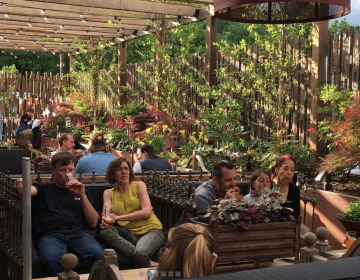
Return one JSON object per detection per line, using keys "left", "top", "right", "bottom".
{"left": 346, "top": 231, "right": 356, "bottom": 251}
{"left": 104, "top": 205, "right": 116, "bottom": 226}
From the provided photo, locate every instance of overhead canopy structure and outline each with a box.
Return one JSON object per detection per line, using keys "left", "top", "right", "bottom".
{"left": 214, "top": 0, "right": 351, "bottom": 24}
{"left": 0, "top": 0, "right": 213, "bottom": 53}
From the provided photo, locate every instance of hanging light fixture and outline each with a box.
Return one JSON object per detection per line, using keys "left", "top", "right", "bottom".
{"left": 214, "top": 0, "right": 351, "bottom": 24}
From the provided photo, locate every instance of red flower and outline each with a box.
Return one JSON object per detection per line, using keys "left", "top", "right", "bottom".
{"left": 109, "top": 123, "right": 113, "bottom": 129}
{"left": 73, "top": 115, "right": 76, "bottom": 121}
{"left": 87, "top": 122, "right": 90, "bottom": 132}
{"left": 168, "top": 159, "right": 172, "bottom": 163}
{"left": 119, "top": 116, "right": 125, "bottom": 128}
{"left": 80, "top": 117, "right": 84, "bottom": 126}
{"left": 109, "top": 116, "right": 115, "bottom": 126}
{"left": 71, "top": 123, "right": 74, "bottom": 128}
{"left": 115, "top": 115, "right": 118, "bottom": 122}
{"left": 76, "top": 117, "right": 80, "bottom": 125}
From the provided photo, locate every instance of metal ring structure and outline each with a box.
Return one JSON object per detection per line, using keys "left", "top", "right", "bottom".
{"left": 214, "top": 0, "right": 351, "bottom": 24}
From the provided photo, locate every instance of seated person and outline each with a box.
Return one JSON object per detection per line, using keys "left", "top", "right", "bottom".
{"left": 16, "top": 151, "right": 103, "bottom": 277}
{"left": 100, "top": 157, "right": 165, "bottom": 268}
{"left": 244, "top": 169, "right": 273, "bottom": 197}
{"left": 156, "top": 223, "right": 217, "bottom": 279}
{"left": 58, "top": 133, "right": 75, "bottom": 151}
{"left": 75, "top": 140, "right": 116, "bottom": 174}
{"left": 1, "top": 115, "right": 6, "bottom": 146}
{"left": 195, "top": 161, "right": 238, "bottom": 214}
{"left": 14, "top": 107, "right": 34, "bottom": 136}
{"left": 84, "top": 132, "right": 105, "bottom": 155}
{"left": 133, "top": 144, "right": 171, "bottom": 172}
{"left": 270, "top": 154, "right": 300, "bottom": 218}
{"left": 31, "top": 114, "right": 45, "bottom": 146}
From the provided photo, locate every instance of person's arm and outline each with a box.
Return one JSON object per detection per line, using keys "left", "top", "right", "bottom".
{"left": 71, "top": 179, "right": 99, "bottom": 228}
{"left": 16, "top": 179, "right": 38, "bottom": 196}
{"left": 195, "top": 194, "right": 213, "bottom": 214}
{"left": 133, "top": 161, "right": 142, "bottom": 173}
{"left": 114, "top": 181, "right": 152, "bottom": 222}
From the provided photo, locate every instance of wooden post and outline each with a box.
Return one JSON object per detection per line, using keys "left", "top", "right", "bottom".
{"left": 205, "top": 10, "right": 218, "bottom": 108}
{"left": 118, "top": 40, "right": 127, "bottom": 106}
{"left": 310, "top": 21, "right": 329, "bottom": 168}
{"left": 59, "top": 52, "right": 65, "bottom": 79}
{"left": 155, "top": 18, "right": 166, "bottom": 107}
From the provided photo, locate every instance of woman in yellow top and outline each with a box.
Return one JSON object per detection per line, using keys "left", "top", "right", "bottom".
{"left": 100, "top": 157, "right": 165, "bottom": 268}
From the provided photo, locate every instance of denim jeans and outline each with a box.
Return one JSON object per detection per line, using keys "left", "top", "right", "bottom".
{"left": 16, "top": 122, "right": 30, "bottom": 133}
{"left": 37, "top": 232, "right": 103, "bottom": 277}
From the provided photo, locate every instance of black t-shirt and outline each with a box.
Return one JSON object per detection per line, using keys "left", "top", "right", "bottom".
{"left": 32, "top": 182, "right": 94, "bottom": 241}
{"left": 281, "top": 181, "right": 301, "bottom": 219}
{"left": 20, "top": 113, "right": 31, "bottom": 124}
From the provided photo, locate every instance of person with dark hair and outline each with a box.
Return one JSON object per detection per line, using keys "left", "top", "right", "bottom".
{"left": 270, "top": 154, "right": 300, "bottom": 218}
{"left": 58, "top": 133, "right": 75, "bottom": 150}
{"left": 16, "top": 151, "right": 103, "bottom": 277}
{"left": 156, "top": 223, "right": 217, "bottom": 279}
{"left": 195, "top": 161, "right": 238, "bottom": 214}
{"left": 133, "top": 144, "right": 171, "bottom": 172}
{"left": 100, "top": 157, "right": 165, "bottom": 268}
{"left": 13, "top": 107, "right": 34, "bottom": 136}
{"left": 250, "top": 169, "right": 273, "bottom": 192}
{"left": 75, "top": 140, "right": 116, "bottom": 174}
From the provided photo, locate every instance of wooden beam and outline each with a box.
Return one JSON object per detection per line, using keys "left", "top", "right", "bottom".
{"left": 155, "top": 18, "right": 166, "bottom": 105}
{"left": 6, "top": 0, "right": 202, "bottom": 17}
{"left": 206, "top": 14, "right": 217, "bottom": 108}
{"left": 310, "top": 21, "right": 329, "bottom": 167}
{"left": 166, "top": 0, "right": 213, "bottom": 4}
{"left": 118, "top": 40, "right": 127, "bottom": 105}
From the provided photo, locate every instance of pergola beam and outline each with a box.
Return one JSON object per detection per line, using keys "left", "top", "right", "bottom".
{"left": 6, "top": 0, "right": 202, "bottom": 17}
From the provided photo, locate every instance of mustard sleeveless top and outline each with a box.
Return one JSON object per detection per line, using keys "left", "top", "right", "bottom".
{"left": 111, "top": 181, "right": 162, "bottom": 235}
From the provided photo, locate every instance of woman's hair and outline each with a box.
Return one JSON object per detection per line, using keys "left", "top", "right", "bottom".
{"left": 106, "top": 157, "right": 135, "bottom": 184}
{"left": 88, "top": 132, "right": 104, "bottom": 150}
{"left": 250, "top": 169, "right": 272, "bottom": 191}
{"left": 270, "top": 154, "right": 296, "bottom": 177}
{"left": 156, "top": 223, "right": 214, "bottom": 279}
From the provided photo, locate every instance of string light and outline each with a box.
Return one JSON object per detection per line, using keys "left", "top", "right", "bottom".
{"left": 2, "top": 3, "right": 6, "bottom": 6}
{"left": 41, "top": 9, "right": 45, "bottom": 14}
{"left": 44, "top": 47, "right": 47, "bottom": 50}
{"left": 44, "top": 16, "right": 48, "bottom": 21}
{"left": 4, "top": 12, "right": 9, "bottom": 18}
{"left": 80, "top": 13, "right": 83, "bottom": 17}
{"left": 46, "top": 32, "right": 50, "bottom": 37}
{"left": 33, "top": 40, "right": 36, "bottom": 44}
{"left": 15, "top": 30, "right": 19, "bottom": 35}
{"left": 54, "top": 29, "right": 57, "bottom": 34}
{"left": 60, "top": 24, "right": 64, "bottom": 29}
{"left": 0, "top": 36, "right": 2, "bottom": 39}
{"left": 82, "top": 17, "right": 86, "bottom": 23}
{"left": 14, "top": 55, "right": 17, "bottom": 58}
{"left": 74, "top": 34, "right": 77, "bottom": 39}
{"left": 6, "top": 38, "right": 9, "bottom": 42}
{"left": 21, "top": 46, "right": 24, "bottom": 49}
{"left": 33, "top": 51, "right": 35, "bottom": 54}
{"left": 28, "top": 22, "right": 32, "bottom": 27}
{"left": 14, "top": 44, "right": 17, "bottom": 48}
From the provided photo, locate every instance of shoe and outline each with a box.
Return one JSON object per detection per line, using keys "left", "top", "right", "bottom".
{"left": 13, "top": 130, "right": 17, "bottom": 137}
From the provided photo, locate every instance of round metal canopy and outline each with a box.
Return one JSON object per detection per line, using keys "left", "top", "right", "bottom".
{"left": 214, "top": 0, "right": 351, "bottom": 24}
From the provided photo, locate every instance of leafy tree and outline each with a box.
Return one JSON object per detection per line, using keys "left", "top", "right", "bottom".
{"left": 329, "top": 18, "right": 360, "bottom": 34}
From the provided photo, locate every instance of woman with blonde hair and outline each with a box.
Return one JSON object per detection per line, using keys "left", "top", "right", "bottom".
{"left": 156, "top": 223, "right": 217, "bottom": 279}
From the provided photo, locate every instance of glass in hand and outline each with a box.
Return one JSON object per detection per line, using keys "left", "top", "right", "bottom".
{"left": 104, "top": 205, "right": 116, "bottom": 226}
{"left": 65, "top": 173, "right": 75, "bottom": 191}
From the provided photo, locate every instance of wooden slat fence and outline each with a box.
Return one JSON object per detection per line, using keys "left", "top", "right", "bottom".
{"left": 1, "top": 28, "right": 359, "bottom": 144}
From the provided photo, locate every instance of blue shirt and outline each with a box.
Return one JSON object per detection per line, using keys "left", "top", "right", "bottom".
{"left": 75, "top": 152, "right": 117, "bottom": 174}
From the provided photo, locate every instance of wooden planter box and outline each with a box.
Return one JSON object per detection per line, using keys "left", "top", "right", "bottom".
{"left": 34, "top": 164, "right": 52, "bottom": 174}
{"left": 191, "top": 216, "right": 301, "bottom": 271}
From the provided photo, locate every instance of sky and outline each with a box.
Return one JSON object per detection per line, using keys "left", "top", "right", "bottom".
{"left": 330, "top": 0, "right": 360, "bottom": 27}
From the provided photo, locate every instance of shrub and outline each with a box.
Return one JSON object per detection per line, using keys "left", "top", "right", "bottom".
{"left": 338, "top": 199, "right": 360, "bottom": 222}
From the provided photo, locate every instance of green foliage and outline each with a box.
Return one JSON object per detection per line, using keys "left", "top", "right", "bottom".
{"left": 0, "top": 50, "right": 68, "bottom": 75}
{"left": 338, "top": 199, "right": 360, "bottom": 222}
{"left": 71, "top": 125, "right": 89, "bottom": 142}
{"left": 2, "top": 64, "right": 17, "bottom": 74}
{"left": 329, "top": 18, "right": 350, "bottom": 35}
{"left": 260, "top": 134, "right": 310, "bottom": 172}
{"left": 316, "top": 85, "right": 353, "bottom": 148}
{"left": 116, "top": 101, "right": 146, "bottom": 120}
{"left": 106, "top": 127, "right": 128, "bottom": 148}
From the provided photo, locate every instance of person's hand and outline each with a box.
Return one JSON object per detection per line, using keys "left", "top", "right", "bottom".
{"left": 16, "top": 179, "right": 23, "bottom": 195}
{"left": 67, "top": 179, "right": 85, "bottom": 197}
{"left": 225, "top": 188, "right": 238, "bottom": 199}
{"left": 100, "top": 213, "right": 110, "bottom": 229}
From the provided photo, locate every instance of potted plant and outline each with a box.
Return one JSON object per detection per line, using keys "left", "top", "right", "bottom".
{"left": 337, "top": 199, "right": 360, "bottom": 237}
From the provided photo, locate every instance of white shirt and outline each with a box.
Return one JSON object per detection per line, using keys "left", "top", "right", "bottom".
{"left": 133, "top": 161, "right": 142, "bottom": 173}
{"left": 32, "top": 119, "right": 42, "bottom": 128}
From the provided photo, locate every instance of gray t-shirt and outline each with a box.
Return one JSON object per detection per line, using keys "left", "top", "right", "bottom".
{"left": 195, "top": 179, "right": 219, "bottom": 214}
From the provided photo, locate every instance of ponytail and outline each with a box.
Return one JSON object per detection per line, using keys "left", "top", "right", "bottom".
{"left": 183, "top": 234, "right": 213, "bottom": 278}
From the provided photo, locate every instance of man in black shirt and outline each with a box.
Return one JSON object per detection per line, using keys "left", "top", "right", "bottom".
{"left": 14, "top": 107, "right": 34, "bottom": 136}
{"left": 17, "top": 152, "right": 103, "bottom": 276}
